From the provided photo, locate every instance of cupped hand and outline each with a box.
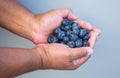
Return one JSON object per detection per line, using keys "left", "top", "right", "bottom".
{"left": 32, "top": 8, "right": 77, "bottom": 44}
{"left": 34, "top": 43, "right": 93, "bottom": 70}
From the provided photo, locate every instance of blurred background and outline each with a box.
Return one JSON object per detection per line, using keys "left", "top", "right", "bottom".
{"left": 0, "top": 0, "right": 120, "bottom": 78}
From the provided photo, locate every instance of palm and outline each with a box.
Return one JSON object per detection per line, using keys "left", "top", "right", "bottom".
{"left": 36, "top": 43, "right": 91, "bottom": 70}
{"left": 34, "top": 12, "right": 63, "bottom": 44}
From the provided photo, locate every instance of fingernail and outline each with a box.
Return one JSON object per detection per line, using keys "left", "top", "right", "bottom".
{"left": 85, "top": 47, "right": 93, "bottom": 55}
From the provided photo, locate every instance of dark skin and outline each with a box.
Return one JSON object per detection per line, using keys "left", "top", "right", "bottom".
{"left": 0, "top": 0, "right": 101, "bottom": 78}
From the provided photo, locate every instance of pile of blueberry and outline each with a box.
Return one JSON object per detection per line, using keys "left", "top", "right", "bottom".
{"left": 47, "top": 19, "right": 90, "bottom": 48}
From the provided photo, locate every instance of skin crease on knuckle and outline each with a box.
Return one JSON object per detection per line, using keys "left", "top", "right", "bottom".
{"left": 67, "top": 61, "right": 79, "bottom": 70}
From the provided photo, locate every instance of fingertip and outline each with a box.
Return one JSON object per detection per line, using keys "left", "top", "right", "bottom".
{"left": 85, "top": 47, "right": 93, "bottom": 55}
{"left": 93, "top": 28, "right": 102, "bottom": 36}
{"left": 71, "top": 47, "right": 93, "bottom": 68}
{"left": 88, "top": 28, "right": 101, "bottom": 48}
{"left": 88, "top": 33, "right": 96, "bottom": 48}
{"left": 75, "top": 20, "right": 93, "bottom": 30}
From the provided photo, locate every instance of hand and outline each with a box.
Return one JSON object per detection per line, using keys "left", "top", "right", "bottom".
{"left": 34, "top": 43, "right": 93, "bottom": 70}
{"left": 32, "top": 8, "right": 77, "bottom": 44}
{"left": 32, "top": 8, "right": 101, "bottom": 48}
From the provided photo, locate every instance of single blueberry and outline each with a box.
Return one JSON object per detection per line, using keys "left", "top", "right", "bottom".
{"left": 54, "top": 27, "right": 61, "bottom": 34}
{"left": 66, "top": 25, "right": 72, "bottom": 30}
{"left": 48, "top": 36, "right": 52, "bottom": 43}
{"left": 56, "top": 30, "right": 65, "bottom": 39}
{"left": 83, "top": 40, "right": 89, "bottom": 47}
{"left": 72, "top": 28, "right": 80, "bottom": 35}
{"left": 75, "top": 39, "right": 83, "bottom": 47}
{"left": 67, "top": 41, "right": 75, "bottom": 48}
{"left": 62, "top": 19, "right": 73, "bottom": 26}
{"left": 63, "top": 36, "right": 69, "bottom": 42}
{"left": 60, "top": 26, "right": 65, "bottom": 30}
{"left": 66, "top": 30, "right": 72, "bottom": 36}
{"left": 83, "top": 34, "right": 90, "bottom": 40}
{"left": 86, "top": 29, "right": 90, "bottom": 34}
{"left": 72, "top": 22, "right": 80, "bottom": 30}
{"left": 69, "top": 34, "right": 78, "bottom": 41}
{"left": 67, "top": 20, "right": 73, "bottom": 25}
{"left": 61, "top": 25, "right": 71, "bottom": 31}
{"left": 79, "top": 29, "right": 87, "bottom": 37}
{"left": 47, "top": 36, "right": 58, "bottom": 43}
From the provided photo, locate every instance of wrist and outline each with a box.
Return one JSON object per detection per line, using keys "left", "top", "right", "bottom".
{"left": 30, "top": 15, "right": 47, "bottom": 44}
{"left": 31, "top": 45, "right": 46, "bottom": 69}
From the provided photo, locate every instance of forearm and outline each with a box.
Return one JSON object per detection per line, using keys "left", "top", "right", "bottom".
{"left": 0, "top": 0, "right": 36, "bottom": 41}
{"left": 0, "top": 47, "right": 43, "bottom": 78}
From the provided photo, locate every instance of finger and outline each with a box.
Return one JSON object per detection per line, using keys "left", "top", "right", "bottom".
{"left": 67, "top": 9, "right": 77, "bottom": 20}
{"left": 75, "top": 19, "right": 93, "bottom": 30}
{"left": 58, "top": 8, "right": 93, "bottom": 30}
{"left": 88, "top": 28, "right": 101, "bottom": 48}
{"left": 69, "top": 47, "right": 93, "bottom": 60}
{"left": 58, "top": 8, "right": 77, "bottom": 20}
{"left": 67, "top": 48, "right": 93, "bottom": 70}
{"left": 92, "top": 28, "right": 101, "bottom": 36}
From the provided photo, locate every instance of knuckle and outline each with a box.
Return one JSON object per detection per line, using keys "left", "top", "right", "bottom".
{"left": 81, "top": 48, "right": 87, "bottom": 57}
{"left": 67, "top": 61, "right": 80, "bottom": 70}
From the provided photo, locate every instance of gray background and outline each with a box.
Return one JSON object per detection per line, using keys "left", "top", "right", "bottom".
{"left": 0, "top": 0, "right": 120, "bottom": 78}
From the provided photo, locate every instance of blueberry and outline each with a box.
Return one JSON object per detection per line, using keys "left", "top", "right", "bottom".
{"left": 83, "top": 34, "right": 90, "bottom": 40}
{"left": 60, "top": 26, "right": 65, "bottom": 30}
{"left": 63, "top": 36, "right": 69, "bottom": 42}
{"left": 48, "top": 19, "right": 90, "bottom": 48}
{"left": 79, "top": 29, "right": 87, "bottom": 37}
{"left": 54, "top": 28, "right": 61, "bottom": 34}
{"left": 69, "top": 34, "right": 78, "bottom": 41}
{"left": 66, "top": 30, "right": 72, "bottom": 36}
{"left": 47, "top": 36, "right": 58, "bottom": 43}
{"left": 48, "top": 36, "right": 52, "bottom": 43}
{"left": 67, "top": 41, "right": 75, "bottom": 48}
{"left": 61, "top": 25, "right": 71, "bottom": 31}
{"left": 56, "top": 30, "right": 65, "bottom": 39}
{"left": 72, "top": 22, "right": 80, "bottom": 30}
{"left": 75, "top": 39, "right": 83, "bottom": 47}
{"left": 83, "top": 40, "right": 89, "bottom": 47}
{"left": 72, "top": 28, "right": 80, "bottom": 35}
{"left": 86, "top": 29, "right": 90, "bottom": 34}
{"left": 62, "top": 19, "right": 73, "bottom": 26}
